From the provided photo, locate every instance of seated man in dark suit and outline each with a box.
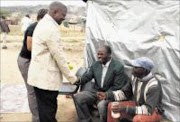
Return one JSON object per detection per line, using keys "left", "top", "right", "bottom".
{"left": 74, "top": 45, "right": 127, "bottom": 122}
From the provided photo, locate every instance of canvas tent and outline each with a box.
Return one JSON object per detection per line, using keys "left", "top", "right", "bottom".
{"left": 83, "top": 0, "right": 180, "bottom": 121}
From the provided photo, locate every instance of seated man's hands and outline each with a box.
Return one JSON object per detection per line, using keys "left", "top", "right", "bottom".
{"left": 96, "top": 92, "right": 107, "bottom": 100}
{"left": 111, "top": 102, "right": 126, "bottom": 113}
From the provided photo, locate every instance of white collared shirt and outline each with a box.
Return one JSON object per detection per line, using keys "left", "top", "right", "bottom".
{"left": 101, "top": 59, "right": 111, "bottom": 88}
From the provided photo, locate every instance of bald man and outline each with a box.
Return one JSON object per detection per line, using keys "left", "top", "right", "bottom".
{"left": 28, "top": 2, "right": 77, "bottom": 122}
{"left": 74, "top": 45, "right": 127, "bottom": 122}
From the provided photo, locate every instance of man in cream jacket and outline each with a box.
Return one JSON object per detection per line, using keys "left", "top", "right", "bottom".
{"left": 28, "top": 2, "right": 77, "bottom": 122}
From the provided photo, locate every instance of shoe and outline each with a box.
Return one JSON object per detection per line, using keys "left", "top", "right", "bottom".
{"left": 2, "top": 46, "right": 7, "bottom": 49}
{"left": 66, "top": 95, "right": 72, "bottom": 98}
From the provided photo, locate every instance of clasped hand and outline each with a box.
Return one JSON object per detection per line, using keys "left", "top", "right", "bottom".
{"left": 96, "top": 92, "right": 106, "bottom": 100}
{"left": 111, "top": 102, "right": 126, "bottom": 113}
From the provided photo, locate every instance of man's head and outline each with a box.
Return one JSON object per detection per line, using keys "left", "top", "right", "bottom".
{"left": 37, "top": 9, "right": 48, "bottom": 21}
{"left": 131, "top": 57, "right": 154, "bottom": 78}
{"left": 97, "top": 45, "right": 112, "bottom": 64}
{"left": 26, "top": 14, "right": 30, "bottom": 18}
{"left": 1, "top": 15, "right": 6, "bottom": 20}
{"left": 48, "top": 1, "right": 67, "bottom": 25}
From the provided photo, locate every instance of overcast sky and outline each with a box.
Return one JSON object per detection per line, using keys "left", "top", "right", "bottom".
{"left": 1, "top": 0, "right": 86, "bottom": 7}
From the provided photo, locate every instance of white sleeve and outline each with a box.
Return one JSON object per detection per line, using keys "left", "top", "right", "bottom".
{"left": 46, "top": 31, "right": 77, "bottom": 84}
{"left": 136, "top": 105, "right": 151, "bottom": 115}
{"left": 113, "top": 90, "right": 127, "bottom": 101}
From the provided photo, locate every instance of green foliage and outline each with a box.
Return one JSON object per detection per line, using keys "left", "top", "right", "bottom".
{"left": 0, "top": 10, "right": 11, "bottom": 16}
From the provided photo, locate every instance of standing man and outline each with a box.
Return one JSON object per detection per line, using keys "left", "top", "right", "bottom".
{"left": 17, "top": 9, "right": 48, "bottom": 122}
{"left": 0, "top": 16, "right": 10, "bottom": 49}
{"left": 107, "top": 57, "right": 164, "bottom": 122}
{"left": 28, "top": 2, "right": 77, "bottom": 122}
{"left": 74, "top": 45, "right": 127, "bottom": 122}
{"left": 20, "top": 14, "right": 32, "bottom": 33}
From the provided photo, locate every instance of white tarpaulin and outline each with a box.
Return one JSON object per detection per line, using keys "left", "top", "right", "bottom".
{"left": 84, "top": 0, "right": 180, "bottom": 121}
{"left": 0, "top": 83, "right": 30, "bottom": 113}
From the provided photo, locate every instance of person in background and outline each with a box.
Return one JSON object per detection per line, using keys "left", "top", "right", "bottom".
{"left": 27, "top": 2, "right": 78, "bottom": 122}
{"left": 20, "top": 14, "right": 32, "bottom": 33}
{"left": 74, "top": 45, "right": 127, "bottom": 122}
{"left": 17, "top": 8, "right": 48, "bottom": 122}
{"left": 0, "top": 15, "right": 10, "bottom": 49}
{"left": 106, "top": 57, "right": 164, "bottom": 122}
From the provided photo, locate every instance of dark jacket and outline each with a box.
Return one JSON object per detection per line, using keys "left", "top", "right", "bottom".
{"left": 0, "top": 20, "right": 10, "bottom": 33}
{"left": 81, "top": 58, "right": 127, "bottom": 94}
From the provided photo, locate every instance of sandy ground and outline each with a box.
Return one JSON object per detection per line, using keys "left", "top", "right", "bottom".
{"left": 0, "top": 40, "right": 84, "bottom": 122}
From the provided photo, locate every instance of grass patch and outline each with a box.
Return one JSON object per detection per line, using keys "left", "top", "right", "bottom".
{"left": 66, "top": 40, "right": 79, "bottom": 43}
{"left": 8, "top": 25, "right": 85, "bottom": 37}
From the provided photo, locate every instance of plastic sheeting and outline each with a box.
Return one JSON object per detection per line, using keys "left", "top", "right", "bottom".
{"left": 0, "top": 83, "right": 30, "bottom": 113}
{"left": 84, "top": 0, "right": 180, "bottom": 121}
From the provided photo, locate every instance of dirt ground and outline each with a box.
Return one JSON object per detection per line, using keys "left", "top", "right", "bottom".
{"left": 0, "top": 39, "right": 84, "bottom": 122}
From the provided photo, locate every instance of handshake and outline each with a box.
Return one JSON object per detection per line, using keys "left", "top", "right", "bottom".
{"left": 73, "top": 67, "right": 87, "bottom": 85}
{"left": 73, "top": 77, "right": 81, "bottom": 85}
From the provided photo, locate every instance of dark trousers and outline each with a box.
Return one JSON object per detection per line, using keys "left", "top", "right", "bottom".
{"left": 74, "top": 90, "right": 109, "bottom": 122}
{"left": 34, "top": 87, "right": 58, "bottom": 122}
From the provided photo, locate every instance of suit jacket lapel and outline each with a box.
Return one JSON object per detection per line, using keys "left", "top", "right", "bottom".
{"left": 96, "top": 62, "right": 102, "bottom": 86}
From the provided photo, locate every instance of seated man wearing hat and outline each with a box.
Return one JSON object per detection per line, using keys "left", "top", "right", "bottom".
{"left": 98, "top": 57, "right": 164, "bottom": 122}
